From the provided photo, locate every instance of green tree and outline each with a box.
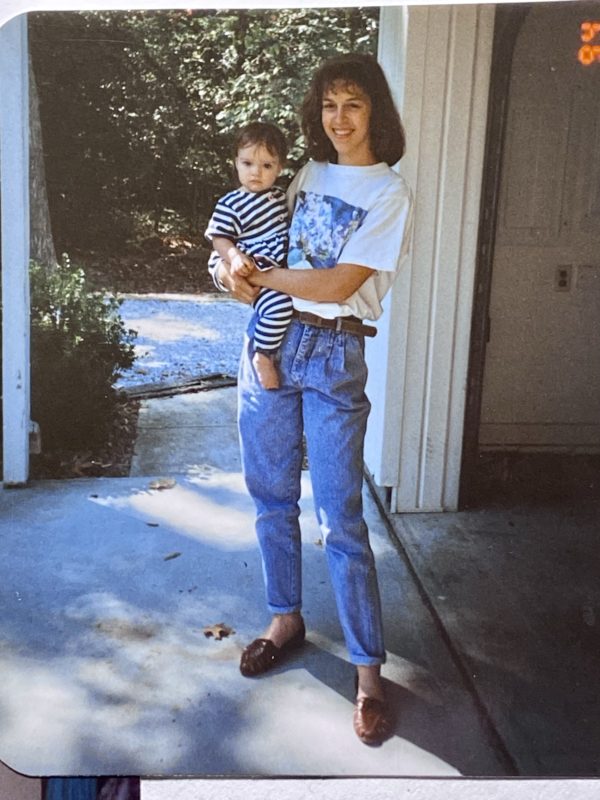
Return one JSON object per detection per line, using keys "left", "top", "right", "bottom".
{"left": 29, "top": 9, "right": 378, "bottom": 251}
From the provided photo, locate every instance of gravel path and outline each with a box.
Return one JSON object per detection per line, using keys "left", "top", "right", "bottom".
{"left": 114, "top": 293, "right": 251, "bottom": 390}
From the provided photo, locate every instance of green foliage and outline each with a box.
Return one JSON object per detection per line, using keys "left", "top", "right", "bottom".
{"left": 28, "top": 9, "right": 378, "bottom": 251}
{"left": 30, "top": 256, "right": 136, "bottom": 450}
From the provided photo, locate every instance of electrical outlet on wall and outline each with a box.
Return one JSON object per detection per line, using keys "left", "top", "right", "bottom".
{"left": 554, "top": 264, "right": 572, "bottom": 291}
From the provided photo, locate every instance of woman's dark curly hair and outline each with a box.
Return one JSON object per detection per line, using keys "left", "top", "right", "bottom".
{"left": 301, "top": 53, "right": 406, "bottom": 166}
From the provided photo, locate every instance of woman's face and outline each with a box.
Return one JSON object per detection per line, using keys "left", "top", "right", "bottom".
{"left": 321, "top": 81, "right": 375, "bottom": 166}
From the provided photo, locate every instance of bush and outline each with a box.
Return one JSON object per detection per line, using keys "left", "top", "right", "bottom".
{"left": 30, "top": 255, "right": 136, "bottom": 451}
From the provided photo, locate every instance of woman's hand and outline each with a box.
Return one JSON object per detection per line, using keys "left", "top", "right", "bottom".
{"left": 216, "top": 260, "right": 260, "bottom": 304}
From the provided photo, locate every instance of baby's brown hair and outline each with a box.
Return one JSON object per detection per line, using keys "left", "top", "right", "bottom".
{"left": 234, "top": 122, "right": 288, "bottom": 165}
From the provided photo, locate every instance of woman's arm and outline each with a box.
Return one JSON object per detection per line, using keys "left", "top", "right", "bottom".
{"left": 249, "top": 262, "right": 374, "bottom": 304}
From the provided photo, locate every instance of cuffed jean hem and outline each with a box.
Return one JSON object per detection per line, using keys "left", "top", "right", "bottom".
{"left": 267, "top": 603, "right": 303, "bottom": 615}
{"left": 349, "top": 653, "right": 387, "bottom": 667}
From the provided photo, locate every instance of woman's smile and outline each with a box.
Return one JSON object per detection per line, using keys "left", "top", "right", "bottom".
{"left": 321, "top": 81, "right": 376, "bottom": 166}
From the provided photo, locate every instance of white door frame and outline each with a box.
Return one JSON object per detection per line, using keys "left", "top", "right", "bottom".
{"left": 1, "top": 13, "right": 30, "bottom": 486}
{"left": 366, "top": 4, "right": 496, "bottom": 511}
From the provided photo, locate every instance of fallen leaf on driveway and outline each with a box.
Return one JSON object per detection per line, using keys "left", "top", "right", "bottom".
{"left": 149, "top": 477, "right": 176, "bottom": 491}
{"left": 203, "top": 622, "right": 235, "bottom": 640}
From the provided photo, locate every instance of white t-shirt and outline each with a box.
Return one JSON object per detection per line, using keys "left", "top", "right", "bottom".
{"left": 286, "top": 160, "right": 413, "bottom": 321}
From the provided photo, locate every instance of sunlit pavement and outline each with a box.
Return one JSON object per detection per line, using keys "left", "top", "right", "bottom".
{"left": 0, "top": 386, "right": 508, "bottom": 778}
{"left": 3, "top": 292, "right": 600, "bottom": 778}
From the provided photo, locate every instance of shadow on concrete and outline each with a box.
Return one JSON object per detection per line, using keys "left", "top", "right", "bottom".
{"left": 1, "top": 472, "right": 501, "bottom": 777}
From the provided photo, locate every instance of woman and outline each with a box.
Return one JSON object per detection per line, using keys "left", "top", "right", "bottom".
{"left": 212, "top": 52, "right": 413, "bottom": 746}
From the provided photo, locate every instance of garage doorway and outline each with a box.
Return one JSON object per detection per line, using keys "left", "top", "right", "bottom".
{"left": 461, "top": 1, "right": 600, "bottom": 507}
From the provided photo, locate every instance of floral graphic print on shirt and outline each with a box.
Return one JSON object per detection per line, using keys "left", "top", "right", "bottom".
{"left": 288, "top": 190, "right": 368, "bottom": 270}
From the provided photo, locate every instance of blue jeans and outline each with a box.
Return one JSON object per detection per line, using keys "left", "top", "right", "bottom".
{"left": 238, "top": 318, "right": 386, "bottom": 665}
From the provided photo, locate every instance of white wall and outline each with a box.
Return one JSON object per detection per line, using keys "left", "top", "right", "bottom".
{"left": 366, "top": 4, "right": 495, "bottom": 512}
{"left": 0, "top": 13, "right": 31, "bottom": 486}
{"left": 365, "top": 6, "right": 411, "bottom": 488}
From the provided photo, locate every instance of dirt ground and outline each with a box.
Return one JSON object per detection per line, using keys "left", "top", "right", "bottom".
{"left": 30, "top": 398, "right": 140, "bottom": 480}
{"left": 76, "top": 234, "right": 217, "bottom": 296}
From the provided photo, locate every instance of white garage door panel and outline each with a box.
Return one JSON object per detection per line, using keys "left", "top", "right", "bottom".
{"left": 480, "top": 2, "right": 600, "bottom": 451}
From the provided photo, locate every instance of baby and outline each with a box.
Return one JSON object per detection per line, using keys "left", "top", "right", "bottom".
{"left": 206, "top": 122, "right": 293, "bottom": 389}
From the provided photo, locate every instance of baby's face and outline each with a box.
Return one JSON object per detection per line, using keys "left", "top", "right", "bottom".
{"left": 235, "top": 143, "right": 282, "bottom": 193}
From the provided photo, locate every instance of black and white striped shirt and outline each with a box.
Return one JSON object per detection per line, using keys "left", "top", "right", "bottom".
{"left": 206, "top": 186, "right": 288, "bottom": 271}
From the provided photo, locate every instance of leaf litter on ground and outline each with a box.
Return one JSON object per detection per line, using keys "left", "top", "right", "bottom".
{"left": 203, "top": 622, "right": 235, "bottom": 640}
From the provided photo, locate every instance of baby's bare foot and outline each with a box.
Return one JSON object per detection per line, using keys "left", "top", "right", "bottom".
{"left": 253, "top": 351, "right": 279, "bottom": 390}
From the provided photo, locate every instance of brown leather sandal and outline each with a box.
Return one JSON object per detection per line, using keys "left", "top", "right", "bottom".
{"left": 353, "top": 695, "right": 393, "bottom": 746}
{"left": 240, "top": 619, "right": 306, "bottom": 677}
{"left": 353, "top": 672, "right": 393, "bottom": 746}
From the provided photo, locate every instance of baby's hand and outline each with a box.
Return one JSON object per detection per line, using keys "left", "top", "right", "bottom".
{"left": 230, "top": 252, "right": 256, "bottom": 277}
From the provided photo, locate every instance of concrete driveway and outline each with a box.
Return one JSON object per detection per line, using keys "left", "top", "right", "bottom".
{"left": 0, "top": 386, "right": 506, "bottom": 777}
{"left": 2, "top": 294, "right": 598, "bottom": 779}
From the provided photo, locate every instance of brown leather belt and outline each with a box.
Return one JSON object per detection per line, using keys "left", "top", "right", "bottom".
{"left": 292, "top": 309, "right": 377, "bottom": 338}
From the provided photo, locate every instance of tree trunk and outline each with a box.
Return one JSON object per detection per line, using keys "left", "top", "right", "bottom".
{"left": 29, "top": 55, "right": 57, "bottom": 272}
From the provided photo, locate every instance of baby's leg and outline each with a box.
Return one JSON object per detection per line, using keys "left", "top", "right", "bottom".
{"left": 252, "top": 289, "right": 294, "bottom": 390}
